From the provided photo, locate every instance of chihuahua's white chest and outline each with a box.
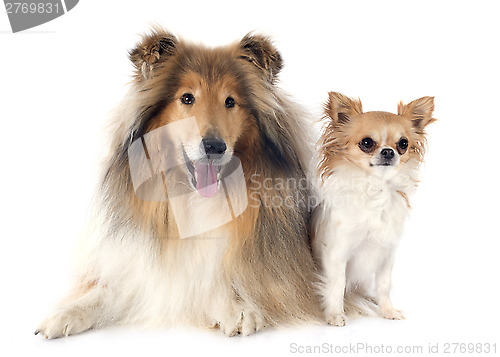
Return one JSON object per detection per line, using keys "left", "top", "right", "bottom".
{"left": 313, "top": 165, "right": 416, "bottom": 288}
{"left": 312, "top": 92, "right": 434, "bottom": 326}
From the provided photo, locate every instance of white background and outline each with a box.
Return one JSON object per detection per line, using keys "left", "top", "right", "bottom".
{"left": 1, "top": 1, "right": 499, "bottom": 356}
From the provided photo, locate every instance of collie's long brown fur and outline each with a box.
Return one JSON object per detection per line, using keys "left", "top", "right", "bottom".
{"left": 37, "top": 27, "right": 321, "bottom": 338}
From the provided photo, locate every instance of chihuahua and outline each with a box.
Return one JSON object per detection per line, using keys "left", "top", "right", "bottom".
{"left": 313, "top": 92, "right": 435, "bottom": 326}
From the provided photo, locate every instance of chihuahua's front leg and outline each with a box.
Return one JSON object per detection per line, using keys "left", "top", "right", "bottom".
{"left": 315, "top": 218, "right": 352, "bottom": 327}
{"left": 322, "top": 250, "right": 348, "bottom": 326}
{"left": 375, "top": 253, "right": 405, "bottom": 320}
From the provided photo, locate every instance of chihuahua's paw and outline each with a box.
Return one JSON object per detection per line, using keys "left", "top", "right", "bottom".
{"left": 35, "top": 307, "right": 94, "bottom": 339}
{"left": 381, "top": 308, "right": 405, "bottom": 320}
{"left": 218, "top": 310, "right": 265, "bottom": 337}
{"left": 327, "top": 313, "right": 346, "bottom": 327}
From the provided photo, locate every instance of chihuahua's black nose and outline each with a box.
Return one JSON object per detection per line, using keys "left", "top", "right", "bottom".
{"left": 381, "top": 148, "right": 395, "bottom": 159}
{"left": 201, "top": 137, "right": 226, "bottom": 156}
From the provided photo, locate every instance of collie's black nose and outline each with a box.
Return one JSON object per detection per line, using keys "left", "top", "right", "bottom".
{"left": 201, "top": 137, "right": 227, "bottom": 156}
{"left": 381, "top": 148, "right": 395, "bottom": 159}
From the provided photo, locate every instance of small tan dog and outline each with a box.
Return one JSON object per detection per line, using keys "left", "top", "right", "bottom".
{"left": 313, "top": 92, "right": 435, "bottom": 326}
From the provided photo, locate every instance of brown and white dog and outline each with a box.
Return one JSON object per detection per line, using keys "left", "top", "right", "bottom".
{"left": 313, "top": 92, "right": 435, "bottom": 326}
{"left": 36, "top": 28, "right": 321, "bottom": 338}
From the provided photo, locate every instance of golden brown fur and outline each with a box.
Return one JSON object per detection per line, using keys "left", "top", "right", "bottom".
{"left": 318, "top": 92, "right": 435, "bottom": 181}
{"left": 36, "top": 27, "right": 321, "bottom": 339}
{"left": 312, "top": 91, "right": 435, "bottom": 326}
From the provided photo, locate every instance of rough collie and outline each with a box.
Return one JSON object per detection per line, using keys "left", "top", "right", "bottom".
{"left": 37, "top": 28, "right": 320, "bottom": 338}
{"left": 313, "top": 92, "right": 435, "bottom": 326}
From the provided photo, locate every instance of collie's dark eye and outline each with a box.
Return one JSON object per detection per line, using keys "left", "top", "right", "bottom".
{"left": 359, "top": 137, "right": 375, "bottom": 153}
{"left": 181, "top": 93, "right": 195, "bottom": 105}
{"left": 225, "top": 96, "right": 235, "bottom": 108}
{"left": 397, "top": 138, "right": 409, "bottom": 154}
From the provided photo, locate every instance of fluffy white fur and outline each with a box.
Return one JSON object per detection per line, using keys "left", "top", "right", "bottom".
{"left": 313, "top": 92, "right": 434, "bottom": 326}
{"left": 37, "top": 100, "right": 265, "bottom": 338}
{"left": 313, "top": 159, "right": 418, "bottom": 326}
{"left": 36, "top": 30, "right": 321, "bottom": 339}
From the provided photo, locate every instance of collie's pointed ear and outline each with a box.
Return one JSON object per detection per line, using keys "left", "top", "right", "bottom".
{"left": 325, "top": 92, "right": 363, "bottom": 125}
{"left": 398, "top": 96, "right": 436, "bottom": 129}
{"left": 129, "top": 27, "right": 177, "bottom": 79}
{"left": 239, "top": 33, "right": 283, "bottom": 82}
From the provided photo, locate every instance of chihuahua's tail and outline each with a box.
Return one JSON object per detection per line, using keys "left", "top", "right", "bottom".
{"left": 344, "top": 292, "right": 379, "bottom": 317}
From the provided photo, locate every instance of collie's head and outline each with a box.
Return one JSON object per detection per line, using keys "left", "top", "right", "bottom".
{"left": 318, "top": 92, "right": 435, "bottom": 180}
{"left": 123, "top": 27, "right": 293, "bottom": 198}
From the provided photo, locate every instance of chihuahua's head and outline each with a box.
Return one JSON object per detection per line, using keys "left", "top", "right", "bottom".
{"left": 318, "top": 92, "right": 435, "bottom": 179}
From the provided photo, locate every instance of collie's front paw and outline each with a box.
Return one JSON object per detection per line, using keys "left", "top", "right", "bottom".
{"left": 381, "top": 308, "right": 405, "bottom": 320}
{"left": 35, "top": 307, "right": 94, "bottom": 339}
{"left": 327, "top": 313, "right": 346, "bottom": 327}
{"left": 219, "top": 310, "right": 265, "bottom": 337}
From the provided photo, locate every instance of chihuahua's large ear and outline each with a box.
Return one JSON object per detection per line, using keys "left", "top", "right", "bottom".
{"left": 398, "top": 96, "right": 436, "bottom": 129}
{"left": 129, "top": 28, "right": 178, "bottom": 80}
{"left": 325, "top": 92, "right": 363, "bottom": 125}
{"left": 239, "top": 33, "right": 283, "bottom": 82}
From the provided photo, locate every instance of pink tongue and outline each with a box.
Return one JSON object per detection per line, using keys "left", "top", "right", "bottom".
{"left": 194, "top": 162, "right": 219, "bottom": 198}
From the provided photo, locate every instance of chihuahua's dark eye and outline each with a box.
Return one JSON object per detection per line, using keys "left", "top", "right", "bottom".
{"left": 359, "top": 137, "right": 376, "bottom": 153}
{"left": 397, "top": 138, "right": 409, "bottom": 154}
{"left": 225, "top": 96, "right": 235, "bottom": 108}
{"left": 181, "top": 93, "right": 195, "bottom": 105}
